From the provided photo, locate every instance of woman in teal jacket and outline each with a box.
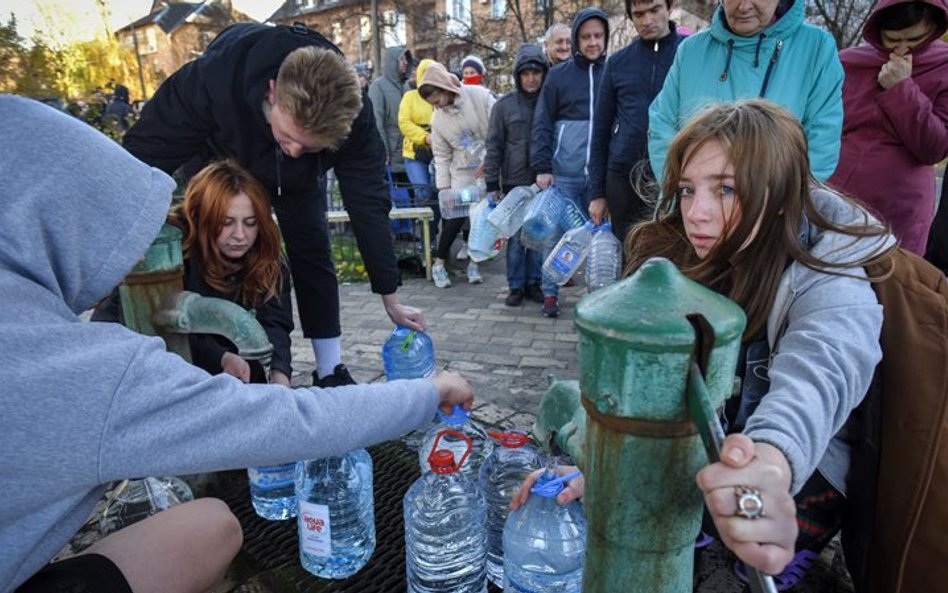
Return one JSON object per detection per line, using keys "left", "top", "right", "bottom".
{"left": 648, "top": 0, "right": 844, "bottom": 184}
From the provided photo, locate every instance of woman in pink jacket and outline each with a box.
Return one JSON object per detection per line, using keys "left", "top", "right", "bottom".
{"left": 829, "top": 0, "right": 947, "bottom": 255}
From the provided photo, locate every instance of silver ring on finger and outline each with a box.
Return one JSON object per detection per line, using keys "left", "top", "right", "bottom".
{"left": 734, "top": 485, "right": 765, "bottom": 520}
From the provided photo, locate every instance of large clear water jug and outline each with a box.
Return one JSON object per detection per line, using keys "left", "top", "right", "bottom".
{"left": 488, "top": 184, "right": 539, "bottom": 239}
{"left": 419, "top": 404, "right": 493, "bottom": 478}
{"left": 439, "top": 184, "right": 484, "bottom": 220}
{"left": 560, "top": 198, "right": 589, "bottom": 233}
{"left": 586, "top": 222, "right": 622, "bottom": 292}
{"left": 503, "top": 468, "right": 586, "bottom": 593}
{"left": 405, "top": 430, "right": 488, "bottom": 593}
{"left": 521, "top": 186, "right": 566, "bottom": 252}
{"left": 382, "top": 326, "right": 436, "bottom": 380}
{"left": 467, "top": 199, "right": 501, "bottom": 262}
{"left": 477, "top": 431, "right": 543, "bottom": 586}
{"left": 295, "top": 449, "right": 376, "bottom": 579}
{"left": 248, "top": 463, "right": 297, "bottom": 520}
{"left": 542, "top": 220, "right": 595, "bottom": 286}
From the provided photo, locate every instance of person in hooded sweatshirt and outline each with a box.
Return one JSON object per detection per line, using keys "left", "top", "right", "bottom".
{"left": 484, "top": 43, "right": 549, "bottom": 308}
{"left": 419, "top": 62, "right": 496, "bottom": 289}
{"left": 399, "top": 58, "right": 437, "bottom": 219}
{"left": 122, "top": 23, "right": 425, "bottom": 391}
{"left": 530, "top": 7, "right": 609, "bottom": 317}
{"left": 102, "top": 83, "right": 134, "bottom": 130}
{"left": 829, "top": 0, "right": 948, "bottom": 256}
{"left": 369, "top": 45, "right": 413, "bottom": 179}
{"left": 0, "top": 95, "right": 475, "bottom": 593}
{"left": 587, "top": 0, "right": 686, "bottom": 244}
{"left": 648, "top": 0, "right": 844, "bottom": 185}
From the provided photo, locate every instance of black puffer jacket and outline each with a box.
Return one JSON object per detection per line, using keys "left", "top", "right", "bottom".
{"left": 483, "top": 43, "right": 548, "bottom": 193}
{"left": 124, "top": 23, "right": 398, "bottom": 295}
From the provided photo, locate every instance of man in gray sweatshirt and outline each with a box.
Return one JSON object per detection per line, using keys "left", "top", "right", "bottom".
{"left": 0, "top": 95, "right": 473, "bottom": 593}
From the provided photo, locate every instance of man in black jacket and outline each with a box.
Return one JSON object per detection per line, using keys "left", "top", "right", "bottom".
{"left": 587, "top": 0, "right": 685, "bottom": 243}
{"left": 124, "top": 23, "right": 424, "bottom": 387}
{"left": 484, "top": 43, "right": 548, "bottom": 308}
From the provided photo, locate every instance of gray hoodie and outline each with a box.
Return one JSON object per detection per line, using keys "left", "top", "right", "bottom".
{"left": 0, "top": 95, "right": 438, "bottom": 591}
{"left": 368, "top": 46, "right": 410, "bottom": 173}
{"left": 747, "top": 188, "right": 895, "bottom": 495}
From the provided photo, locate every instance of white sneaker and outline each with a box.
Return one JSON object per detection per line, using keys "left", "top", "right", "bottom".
{"left": 456, "top": 242, "right": 469, "bottom": 260}
{"left": 466, "top": 262, "right": 483, "bottom": 284}
{"left": 432, "top": 264, "right": 451, "bottom": 288}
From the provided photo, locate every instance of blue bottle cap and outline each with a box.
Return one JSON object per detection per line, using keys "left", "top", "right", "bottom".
{"left": 437, "top": 404, "right": 469, "bottom": 425}
{"left": 530, "top": 469, "right": 582, "bottom": 498}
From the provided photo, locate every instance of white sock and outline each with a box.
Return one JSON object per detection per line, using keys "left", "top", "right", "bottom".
{"left": 312, "top": 337, "right": 342, "bottom": 379}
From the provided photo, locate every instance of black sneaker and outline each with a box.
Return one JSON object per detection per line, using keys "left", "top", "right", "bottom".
{"left": 505, "top": 288, "right": 525, "bottom": 307}
{"left": 312, "top": 363, "right": 357, "bottom": 388}
{"left": 524, "top": 283, "right": 544, "bottom": 303}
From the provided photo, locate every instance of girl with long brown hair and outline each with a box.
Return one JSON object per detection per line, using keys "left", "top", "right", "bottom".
{"left": 171, "top": 159, "right": 293, "bottom": 386}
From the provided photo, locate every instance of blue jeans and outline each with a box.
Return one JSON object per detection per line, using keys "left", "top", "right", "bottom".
{"left": 542, "top": 187, "right": 583, "bottom": 297}
{"left": 506, "top": 231, "right": 543, "bottom": 290}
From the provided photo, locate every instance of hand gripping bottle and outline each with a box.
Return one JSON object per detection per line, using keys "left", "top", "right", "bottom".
{"left": 439, "top": 184, "right": 484, "bottom": 219}
{"left": 521, "top": 186, "right": 566, "bottom": 252}
{"left": 382, "top": 326, "right": 436, "bottom": 380}
{"left": 467, "top": 199, "right": 501, "bottom": 262}
{"left": 586, "top": 222, "right": 622, "bottom": 292}
{"left": 477, "top": 431, "right": 544, "bottom": 586}
{"left": 295, "top": 449, "right": 376, "bottom": 579}
{"left": 503, "top": 467, "right": 587, "bottom": 593}
{"left": 542, "top": 220, "right": 595, "bottom": 286}
{"left": 488, "top": 184, "right": 539, "bottom": 239}
{"left": 419, "top": 404, "right": 494, "bottom": 478}
{"left": 404, "top": 430, "right": 488, "bottom": 593}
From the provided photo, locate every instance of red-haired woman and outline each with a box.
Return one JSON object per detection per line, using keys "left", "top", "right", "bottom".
{"left": 170, "top": 159, "right": 293, "bottom": 387}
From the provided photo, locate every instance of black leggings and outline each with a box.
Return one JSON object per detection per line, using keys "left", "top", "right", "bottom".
{"left": 436, "top": 217, "right": 469, "bottom": 261}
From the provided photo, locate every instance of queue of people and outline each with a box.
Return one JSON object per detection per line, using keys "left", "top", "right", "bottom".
{"left": 2, "top": 0, "right": 947, "bottom": 590}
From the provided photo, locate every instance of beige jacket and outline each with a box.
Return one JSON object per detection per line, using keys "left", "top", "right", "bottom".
{"left": 421, "top": 62, "right": 495, "bottom": 190}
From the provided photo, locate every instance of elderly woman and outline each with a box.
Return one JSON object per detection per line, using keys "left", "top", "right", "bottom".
{"left": 648, "top": 0, "right": 844, "bottom": 184}
{"left": 829, "top": 0, "right": 948, "bottom": 256}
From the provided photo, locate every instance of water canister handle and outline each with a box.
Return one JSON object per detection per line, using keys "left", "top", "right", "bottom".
{"left": 399, "top": 327, "right": 417, "bottom": 351}
{"left": 427, "top": 428, "right": 473, "bottom": 473}
{"left": 487, "top": 430, "right": 531, "bottom": 448}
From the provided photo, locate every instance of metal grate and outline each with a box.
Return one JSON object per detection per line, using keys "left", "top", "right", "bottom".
{"left": 220, "top": 440, "right": 502, "bottom": 592}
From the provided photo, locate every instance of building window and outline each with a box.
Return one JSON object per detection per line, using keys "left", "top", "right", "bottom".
{"left": 534, "top": 0, "right": 549, "bottom": 14}
{"left": 360, "top": 15, "right": 371, "bottom": 43}
{"left": 136, "top": 28, "right": 158, "bottom": 54}
{"left": 446, "top": 0, "right": 472, "bottom": 35}
{"left": 383, "top": 10, "right": 407, "bottom": 47}
{"left": 331, "top": 21, "right": 342, "bottom": 44}
{"left": 491, "top": 0, "right": 506, "bottom": 19}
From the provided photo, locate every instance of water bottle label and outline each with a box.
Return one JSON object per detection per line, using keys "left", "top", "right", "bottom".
{"left": 248, "top": 464, "right": 295, "bottom": 490}
{"left": 299, "top": 501, "right": 332, "bottom": 557}
{"left": 550, "top": 244, "right": 581, "bottom": 276}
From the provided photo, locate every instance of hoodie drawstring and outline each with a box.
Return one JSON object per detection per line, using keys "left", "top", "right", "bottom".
{"left": 719, "top": 39, "right": 735, "bottom": 82}
{"left": 753, "top": 33, "right": 767, "bottom": 67}
{"left": 759, "top": 40, "right": 783, "bottom": 98}
{"left": 275, "top": 146, "right": 283, "bottom": 197}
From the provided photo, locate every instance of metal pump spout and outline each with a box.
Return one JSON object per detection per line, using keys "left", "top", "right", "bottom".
{"left": 118, "top": 223, "right": 273, "bottom": 367}
{"left": 535, "top": 257, "right": 746, "bottom": 593}
{"left": 153, "top": 291, "right": 273, "bottom": 365}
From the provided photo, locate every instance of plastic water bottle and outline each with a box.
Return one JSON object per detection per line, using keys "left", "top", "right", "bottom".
{"left": 478, "top": 431, "right": 544, "bottom": 586}
{"left": 405, "top": 430, "right": 488, "bottom": 593}
{"left": 439, "top": 184, "right": 483, "bottom": 219}
{"left": 586, "top": 222, "right": 622, "bottom": 292}
{"left": 488, "top": 184, "right": 539, "bottom": 238}
{"left": 419, "top": 405, "right": 494, "bottom": 478}
{"left": 560, "top": 198, "right": 589, "bottom": 232}
{"left": 295, "top": 449, "right": 376, "bottom": 579}
{"left": 460, "top": 133, "right": 487, "bottom": 169}
{"left": 99, "top": 476, "right": 194, "bottom": 535}
{"left": 503, "top": 468, "right": 587, "bottom": 593}
{"left": 468, "top": 199, "right": 501, "bottom": 262}
{"left": 248, "top": 463, "right": 297, "bottom": 520}
{"left": 542, "top": 220, "right": 595, "bottom": 286}
{"left": 521, "top": 187, "right": 566, "bottom": 252}
{"left": 382, "top": 326, "right": 436, "bottom": 379}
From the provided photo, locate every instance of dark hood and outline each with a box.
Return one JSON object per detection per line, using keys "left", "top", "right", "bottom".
{"left": 571, "top": 7, "right": 610, "bottom": 67}
{"left": 513, "top": 43, "right": 548, "bottom": 94}
{"left": 112, "top": 84, "right": 129, "bottom": 104}
{"left": 862, "top": 0, "right": 947, "bottom": 53}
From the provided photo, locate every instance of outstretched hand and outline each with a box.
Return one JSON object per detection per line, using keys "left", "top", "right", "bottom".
{"left": 221, "top": 352, "right": 251, "bottom": 383}
{"left": 430, "top": 371, "right": 474, "bottom": 415}
{"left": 696, "top": 434, "right": 797, "bottom": 576}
